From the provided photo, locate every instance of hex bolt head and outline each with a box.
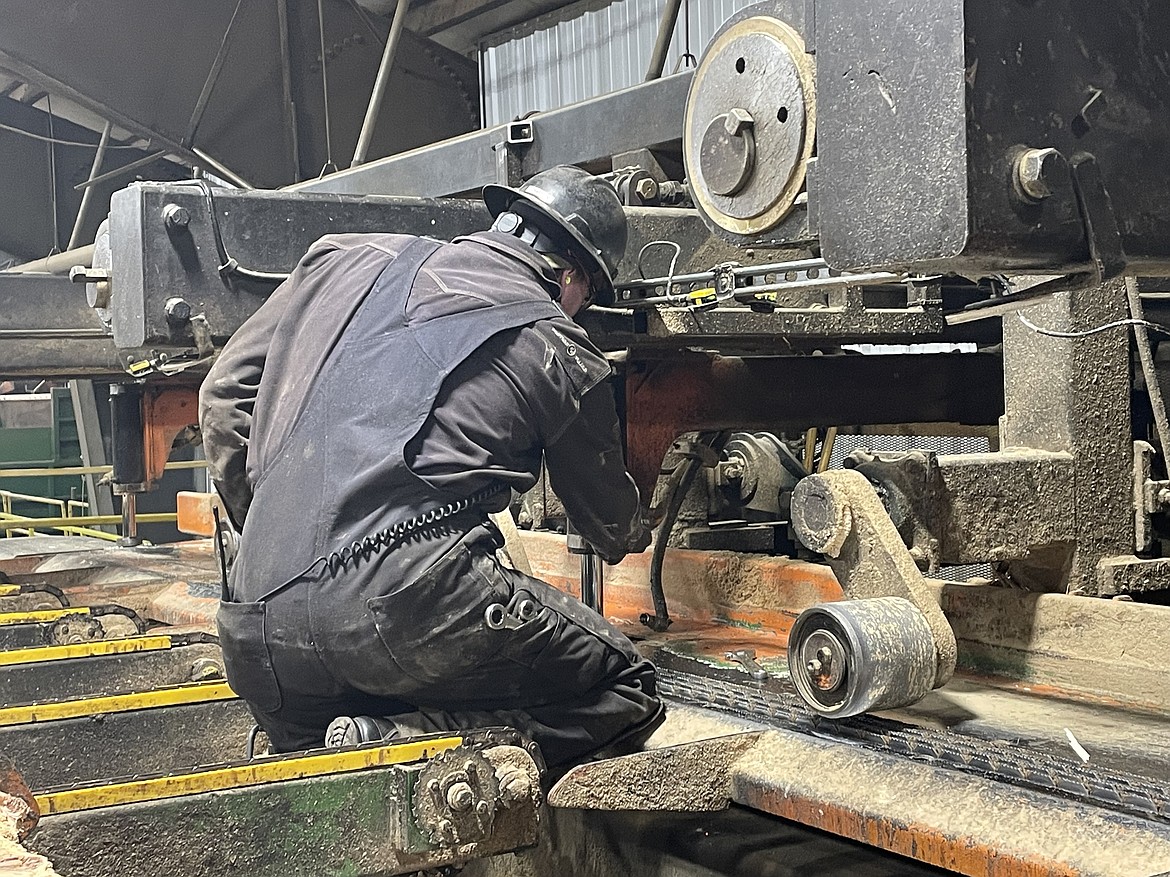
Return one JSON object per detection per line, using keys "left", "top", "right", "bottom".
{"left": 1014, "top": 147, "right": 1068, "bottom": 201}
{"left": 724, "top": 107, "right": 755, "bottom": 136}
{"left": 635, "top": 177, "right": 659, "bottom": 200}
{"left": 164, "top": 297, "right": 192, "bottom": 324}
{"left": 162, "top": 203, "right": 191, "bottom": 231}
{"left": 445, "top": 781, "right": 476, "bottom": 813}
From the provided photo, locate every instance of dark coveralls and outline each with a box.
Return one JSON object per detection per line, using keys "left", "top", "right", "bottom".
{"left": 199, "top": 229, "right": 661, "bottom": 765}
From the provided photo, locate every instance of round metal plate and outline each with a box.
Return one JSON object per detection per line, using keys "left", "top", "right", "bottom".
{"left": 685, "top": 14, "right": 815, "bottom": 236}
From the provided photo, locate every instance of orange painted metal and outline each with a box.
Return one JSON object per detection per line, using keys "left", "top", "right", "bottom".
{"left": 142, "top": 386, "right": 199, "bottom": 489}
{"left": 737, "top": 785, "right": 1080, "bottom": 877}
{"left": 176, "top": 492, "right": 224, "bottom": 537}
{"left": 521, "top": 530, "right": 841, "bottom": 640}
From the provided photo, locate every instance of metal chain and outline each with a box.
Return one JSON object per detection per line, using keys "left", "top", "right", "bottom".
{"left": 658, "top": 667, "right": 1170, "bottom": 824}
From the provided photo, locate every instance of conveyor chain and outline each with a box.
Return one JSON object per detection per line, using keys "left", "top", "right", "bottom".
{"left": 658, "top": 667, "right": 1170, "bottom": 825}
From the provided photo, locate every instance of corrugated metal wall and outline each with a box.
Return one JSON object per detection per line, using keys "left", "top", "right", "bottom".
{"left": 480, "top": 0, "right": 757, "bottom": 126}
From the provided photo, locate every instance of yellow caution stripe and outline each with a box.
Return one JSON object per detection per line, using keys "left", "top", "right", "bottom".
{"left": 37, "top": 736, "right": 464, "bottom": 815}
{"left": 0, "top": 681, "right": 236, "bottom": 726}
{"left": 0, "top": 635, "right": 174, "bottom": 667}
{"left": 0, "top": 607, "right": 88, "bottom": 626}
{"left": 0, "top": 584, "right": 18, "bottom": 597}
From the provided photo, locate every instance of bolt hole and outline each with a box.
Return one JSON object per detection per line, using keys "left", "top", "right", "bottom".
{"left": 777, "top": 106, "right": 789, "bottom": 123}
{"left": 735, "top": 57, "right": 746, "bottom": 74}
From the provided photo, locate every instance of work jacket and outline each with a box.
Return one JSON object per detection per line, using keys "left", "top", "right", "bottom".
{"left": 199, "top": 230, "right": 644, "bottom": 603}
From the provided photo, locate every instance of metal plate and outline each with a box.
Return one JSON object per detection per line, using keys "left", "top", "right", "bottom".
{"left": 685, "top": 6, "right": 815, "bottom": 237}
{"left": 688, "top": 29, "right": 806, "bottom": 221}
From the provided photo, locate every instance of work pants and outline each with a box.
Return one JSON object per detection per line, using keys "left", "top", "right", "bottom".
{"left": 217, "top": 524, "right": 661, "bottom": 766}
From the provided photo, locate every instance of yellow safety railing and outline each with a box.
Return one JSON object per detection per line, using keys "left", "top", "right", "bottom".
{"left": 0, "top": 460, "right": 203, "bottom": 540}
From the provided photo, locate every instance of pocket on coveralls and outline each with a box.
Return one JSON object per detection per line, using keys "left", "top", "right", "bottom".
{"left": 216, "top": 601, "right": 282, "bottom": 713}
{"left": 366, "top": 544, "right": 513, "bottom": 686}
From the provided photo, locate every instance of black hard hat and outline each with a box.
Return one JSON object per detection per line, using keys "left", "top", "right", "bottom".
{"left": 483, "top": 166, "right": 628, "bottom": 299}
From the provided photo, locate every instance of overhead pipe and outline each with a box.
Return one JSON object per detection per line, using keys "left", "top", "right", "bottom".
{"left": 645, "top": 0, "right": 684, "bottom": 80}
{"left": 67, "top": 120, "right": 112, "bottom": 250}
{"left": 351, "top": 0, "right": 412, "bottom": 167}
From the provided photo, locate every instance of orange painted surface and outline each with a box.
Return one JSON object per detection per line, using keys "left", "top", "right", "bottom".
{"left": 520, "top": 530, "right": 842, "bottom": 661}
{"left": 143, "top": 386, "right": 199, "bottom": 488}
{"left": 739, "top": 787, "right": 1080, "bottom": 877}
{"left": 176, "top": 492, "right": 224, "bottom": 537}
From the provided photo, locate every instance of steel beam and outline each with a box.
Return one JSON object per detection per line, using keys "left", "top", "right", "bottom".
{"left": 1, "top": 634, "right": 222, "bottom": 705}
{"left": 623, "top": 351, "right": 1004, "bottom": 499}
{"left": 28, "top": 739, "right": 543, "bottom": 877}
{"left": 104, "top": 184, "right": 761, "bottom": 352}
{"left": 1, "top": 688, "right": 252, "bottom": 790}
{"left": 292, "top": 73, "right": 694, "bottom": 197}
{"left": 0, "top": 273, "right": 122, "bottom": 378}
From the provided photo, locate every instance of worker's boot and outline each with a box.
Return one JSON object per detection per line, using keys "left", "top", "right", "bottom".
{"left": 324, "top": 715, "right": 402, "bottom": 748}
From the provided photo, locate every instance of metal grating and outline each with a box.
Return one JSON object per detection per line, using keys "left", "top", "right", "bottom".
{"left": 480, "top": 0, "right": 757, "bottom": 126}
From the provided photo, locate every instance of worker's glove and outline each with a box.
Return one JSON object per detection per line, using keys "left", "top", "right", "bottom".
{"left": 626, "top": 519, "right": 653, "bottom": 555}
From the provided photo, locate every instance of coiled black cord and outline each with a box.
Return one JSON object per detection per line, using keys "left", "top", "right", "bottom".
{"left": 256, "top": 483, "right": 507, "bottom": 602}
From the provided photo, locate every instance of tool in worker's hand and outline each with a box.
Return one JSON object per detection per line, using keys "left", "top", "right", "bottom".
{"left": 484, "top": 596, "right": 538, "bottom": 630}
{"left": 726, "top": 649, "right": 769, "bottom": 681}
{"left": 566, "top": 521, "right": 604, "bottom": 615}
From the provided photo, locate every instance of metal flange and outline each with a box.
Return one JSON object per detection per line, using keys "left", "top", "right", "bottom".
{"left": 684, "top": 2, "right": 816, "bottom": 239}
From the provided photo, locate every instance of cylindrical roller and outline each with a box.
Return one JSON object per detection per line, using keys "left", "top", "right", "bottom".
{"left": 788, "top": 596, "right": 937, "bottom": 717}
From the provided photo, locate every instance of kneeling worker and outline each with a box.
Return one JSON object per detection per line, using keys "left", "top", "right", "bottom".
{"left": 199, "top": 166, "right": 662, "bottom": 766}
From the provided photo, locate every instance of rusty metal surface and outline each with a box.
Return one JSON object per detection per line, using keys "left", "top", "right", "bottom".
{"left": 623, "top": 350, "right": 1003, "bottom": 500}
{"left": 731, "top": 730, "right": 1170, "bottom": 877}
{"left": 548, "top": 733, "right": 762, "bottom": 811}
{"left": 0, "top": 757, "right": 37, "bottom": 842}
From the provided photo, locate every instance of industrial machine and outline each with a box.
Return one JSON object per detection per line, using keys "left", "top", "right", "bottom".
{"left": 2, "top": 1, "right": 1170, "bottom": 874}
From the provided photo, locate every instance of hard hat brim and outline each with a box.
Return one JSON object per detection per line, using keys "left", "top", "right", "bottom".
{"left": 483, "top": 183, "right": 615, "bottom": 299}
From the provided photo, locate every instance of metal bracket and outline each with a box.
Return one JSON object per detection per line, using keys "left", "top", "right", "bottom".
{"left": 790, "top": 469, "right": 957, "bottom": 687}
{"left": 1069, "top": 151, "right": 1126, "bottom": 285}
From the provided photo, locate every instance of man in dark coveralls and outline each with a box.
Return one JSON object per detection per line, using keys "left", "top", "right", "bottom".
{"left": 199, "top": 166, "right": 663, "bottom": 766}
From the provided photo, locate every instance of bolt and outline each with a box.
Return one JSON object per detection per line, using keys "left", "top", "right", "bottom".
{"left": 806, "top": 658, "right": 822, "bottom": 674}
{"left": 1014, "top": 147, "right": 1067, "bottom": 201}
{"left": 817, "top": 646, "right": 833, "bottom": 663}
{"left": 446, "top": 781, "right": 475, "bottom": 812}
{"left": 164, "top": 297, "right": 192, "bottom": 325}
{"left": 496, "top": 767, "right": 532, "bottom": 806}
{"left": 634, "top": 177, "right": 658, "bottom": 201}
{"left": 162, "top": 203, "right": 190, "bottom": 231}
{"left": 724, "top": 107, "right": 754, "bottom": 137}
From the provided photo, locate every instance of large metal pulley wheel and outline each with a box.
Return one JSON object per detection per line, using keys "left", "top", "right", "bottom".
{"left": 684, "top": 1, "right": 815, "bottom": 240}
{"left": 787, "top": 597, "right": 937, "bottom": 717}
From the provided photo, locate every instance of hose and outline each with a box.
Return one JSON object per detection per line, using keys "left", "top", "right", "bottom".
{"left": 641, "top": 432, "right": 727, "bottom": 632}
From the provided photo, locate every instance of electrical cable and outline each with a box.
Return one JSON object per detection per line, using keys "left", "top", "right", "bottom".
{"left": 0, "top": 120, "right": 149, "bottom": 149}
{"left": 196, "top": 180, "right": 291, "bottom": 288}
{"left": 1016, "top": 311, "right": 1170, "bottom": 339}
